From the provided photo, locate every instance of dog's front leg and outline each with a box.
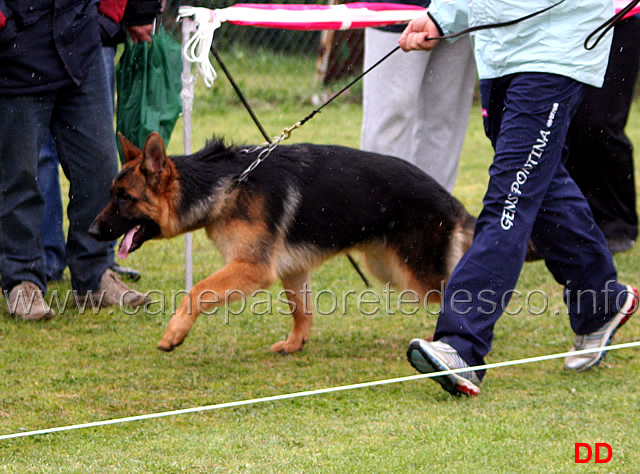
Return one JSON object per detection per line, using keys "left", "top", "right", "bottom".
{"left": 157, "top": 260, "right": 275, "bottom": 351}
{"left": 270, "top": 271, "right": 314, "bottom": 354}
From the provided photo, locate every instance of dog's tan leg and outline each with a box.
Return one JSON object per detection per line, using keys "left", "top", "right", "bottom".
{"left": 270, "top": 271, "right": 314, "bottom": 354}
{"left": 157, "top": 260, "right": 275, "bottom": 351}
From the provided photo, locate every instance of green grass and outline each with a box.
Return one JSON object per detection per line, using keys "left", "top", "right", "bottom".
{"left": 1, "top": 53, "right": 640, "bottom": 471}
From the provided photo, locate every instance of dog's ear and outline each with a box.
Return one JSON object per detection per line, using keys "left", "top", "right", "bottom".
{"left": 141, "top": 132, "right": 168, "bottom": 188}
{"left": 118, "top": 132, "right": 142, "bottom": 163}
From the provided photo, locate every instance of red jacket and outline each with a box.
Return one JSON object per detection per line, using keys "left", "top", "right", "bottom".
{"left": 99, "top": 0, "right": 128, "bottom": 24}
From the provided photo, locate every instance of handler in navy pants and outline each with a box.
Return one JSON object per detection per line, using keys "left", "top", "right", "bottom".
{"left": 399, "top": 0, "right": 638, "bottom": 396}
{"left": 436, "top": 73, "right": 627, "bottom": 373}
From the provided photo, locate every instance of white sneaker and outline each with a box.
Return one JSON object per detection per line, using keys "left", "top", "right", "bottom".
{"left": 407, "top": 339, "right": 481, "bottom": 396}
{"left": 564, "top": 285, "right": 638, "bottom": 371}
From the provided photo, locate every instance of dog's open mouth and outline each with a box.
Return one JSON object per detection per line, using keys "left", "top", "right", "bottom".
{"left": 115, "top": 219, "right": 162, "bottom": 259}
{"left": 118, "top": 225, "right": 142, "bottom": 259}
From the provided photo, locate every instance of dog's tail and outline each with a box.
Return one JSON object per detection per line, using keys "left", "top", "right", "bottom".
{"left": 445, "top": 209, "right": 476, "bottom": 277}
{"left": 460, "top": 212, "right": 476, "bottom": 252}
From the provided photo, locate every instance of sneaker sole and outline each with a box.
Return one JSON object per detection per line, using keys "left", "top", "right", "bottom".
{"left": 407, "top": 339, "right": 480, "bottom": 397}
{"left": 571, "top": 286, "right": 638, "bottom": 372}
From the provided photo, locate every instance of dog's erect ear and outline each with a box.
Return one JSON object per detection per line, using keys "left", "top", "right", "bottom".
{"left": 141, "top": 132, "right": 168, "bottom": 188}
{"left": 118, "top": 132, "right": 143, "bottom": 163}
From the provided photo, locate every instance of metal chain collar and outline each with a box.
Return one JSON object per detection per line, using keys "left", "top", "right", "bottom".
{"left": 235, "top": 121, "right": 302, "bottom": 184}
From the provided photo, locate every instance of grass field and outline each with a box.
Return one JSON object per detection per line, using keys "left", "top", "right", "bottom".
{"left": 1, "top": 50, "right": 640, "bottom": 471}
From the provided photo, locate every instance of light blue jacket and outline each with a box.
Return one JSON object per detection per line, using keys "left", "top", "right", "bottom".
{"left": 429, "top": 0, "right": 613, "bottom": 87}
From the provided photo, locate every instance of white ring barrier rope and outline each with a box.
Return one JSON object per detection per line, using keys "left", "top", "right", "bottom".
{"left": 178, "top": 7, "right": 219, "bottom": 88}
{"left": 1, "top": 340, "right": 639, "bottom": 441}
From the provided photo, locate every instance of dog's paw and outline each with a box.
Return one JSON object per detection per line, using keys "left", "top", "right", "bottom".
{"left": 157, "top": 316, "right": 189, "bottom": 352}
{"left": 157, "top": 338, "right": 184, "bottom": 352}
{"left": 270, "top": 338, "right": 306, "bottom": 354}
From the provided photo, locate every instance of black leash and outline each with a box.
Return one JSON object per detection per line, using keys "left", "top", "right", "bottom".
{"left": 211, "top": 0, "right": 617, "bottom": 184}
{"left": 210, "top": 46, "right": 271, "bottom": 143}
{"left": 585, "top": 0, "right": 640, "bottom": 50}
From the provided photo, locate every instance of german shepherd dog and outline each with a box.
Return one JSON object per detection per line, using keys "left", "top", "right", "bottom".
{"left": 89, "top": 132, "right": 476, "bottom": 353}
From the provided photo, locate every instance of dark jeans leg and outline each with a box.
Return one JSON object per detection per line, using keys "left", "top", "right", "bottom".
{"left": 38, "top": 134, "right": 67, "bottom": 281}
{"left": 51, "top": 51, "right": 118, "bottom": 294}
{"left": 0, "top": 94, "right": 55, "bottom": 293}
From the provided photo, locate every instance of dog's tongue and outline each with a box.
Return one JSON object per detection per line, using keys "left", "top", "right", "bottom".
{"left": 117, "top": 226, "right": 140, "bottom": 260}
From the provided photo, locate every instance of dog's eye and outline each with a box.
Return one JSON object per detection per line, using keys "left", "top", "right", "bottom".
{"left": 116, "top": 191, "right": 138, "bottom": 204}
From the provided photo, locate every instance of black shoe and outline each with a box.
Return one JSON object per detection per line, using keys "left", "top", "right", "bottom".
{"left": 110, "top": 263, "right": 141, "bottom": 282}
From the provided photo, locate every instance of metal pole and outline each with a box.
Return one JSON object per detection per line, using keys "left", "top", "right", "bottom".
{"left": 181, "top": 18, "right": 196, "bottom": 291}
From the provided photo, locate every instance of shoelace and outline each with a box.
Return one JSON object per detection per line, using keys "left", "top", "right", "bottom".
{"left": 432, "top": 341, "right": 476, "bottom": 381}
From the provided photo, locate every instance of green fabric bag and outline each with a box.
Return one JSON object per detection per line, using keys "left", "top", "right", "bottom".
{"left": 116, "top": 25, "right": 182, "bottom": 160}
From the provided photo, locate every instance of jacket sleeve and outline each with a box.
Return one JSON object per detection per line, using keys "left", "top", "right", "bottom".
{"left": 99, "top": 0, "right": 128, "bottom": 24}
{"left": 122, "top": 0, "right": 161, "bottom": 26}
{"left": 428, "top": 0, "right": 469, "bottom": 38}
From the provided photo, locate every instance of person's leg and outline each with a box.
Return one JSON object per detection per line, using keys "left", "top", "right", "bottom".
{"left": 100, "top": 44, "right": 141, "bottom": 282}
{"left": 361, "top": 28, "right": 430, "bottom": 166}
{"left": 565, "top": 18, "right": 640, "bottom": 247}
{"left": 50, "top": 51, "right": 118, "bottom": 294}
{"left": 530, "top": 164, "right": 626, "bottom": 335}
{"left": 434, "top": 74, "right": 623, "bottom": 372}
{"left": 529, "top": 160, "right": 635, "bottom": 371}
{"left": 361, "top": 29, "right": 476, "bottom": 193}
{"left": 102, "top": 45, "right": 117, "bottom": 114}
{"left": 410, "top": 36, "right": 476, "bottom": 192}
{"left": 0, "top": 94, "right": 54, "bottom": 294}
{"left": 37, "top": 134, "right": 67, "bottom": 281}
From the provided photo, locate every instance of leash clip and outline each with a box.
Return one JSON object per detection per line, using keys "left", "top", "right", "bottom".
{"left": 232, "top": 121, "right": 302, "bottom": 188}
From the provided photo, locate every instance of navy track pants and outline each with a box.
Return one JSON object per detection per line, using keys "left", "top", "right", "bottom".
{"left": 435, "top": 73, "right": 628, "bottom": 375}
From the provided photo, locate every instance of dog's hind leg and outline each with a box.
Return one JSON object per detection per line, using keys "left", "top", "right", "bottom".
{"left": 362, "top": 243, "right": 446, "bottom": 306}
{"left": 157, "top": 260, "right": 276, "bottom": 352}
{"left": 270, "top": 271, "right": 314, "bottom": 354}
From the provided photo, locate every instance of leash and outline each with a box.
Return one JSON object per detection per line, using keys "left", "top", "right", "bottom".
{"left": 231, "top": 0, "right": 570, "bottom": 182}
{"left": 585, "top": 0, "right": 640, "bottom": 49}
{"left": 210, "top": 46, "right": 271, "bottom": 143}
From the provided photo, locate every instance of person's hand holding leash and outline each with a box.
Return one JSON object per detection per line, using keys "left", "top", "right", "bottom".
{"left": 399, "top": 14, "right": 441, "bottom": 51}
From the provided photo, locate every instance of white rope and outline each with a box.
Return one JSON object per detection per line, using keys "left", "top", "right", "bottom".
{"left": 178, "top": 6, "right": 219, "bottom": 88}
{"left": 1, "top": 340, "right": 639, "bottom": 441}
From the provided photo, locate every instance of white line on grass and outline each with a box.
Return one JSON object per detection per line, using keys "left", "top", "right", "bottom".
{"left": 1, "top": 340, "right": 639, "bottom": 441}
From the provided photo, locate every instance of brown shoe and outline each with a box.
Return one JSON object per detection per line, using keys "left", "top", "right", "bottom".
{"left": 100, "top": 267, "right": 149, "bottom": 307}
{"left": 6, "top": 281, "right": 55, "bottom": 321}
{"left": 77, "top": 268, "right": 149, "bottom": 309}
